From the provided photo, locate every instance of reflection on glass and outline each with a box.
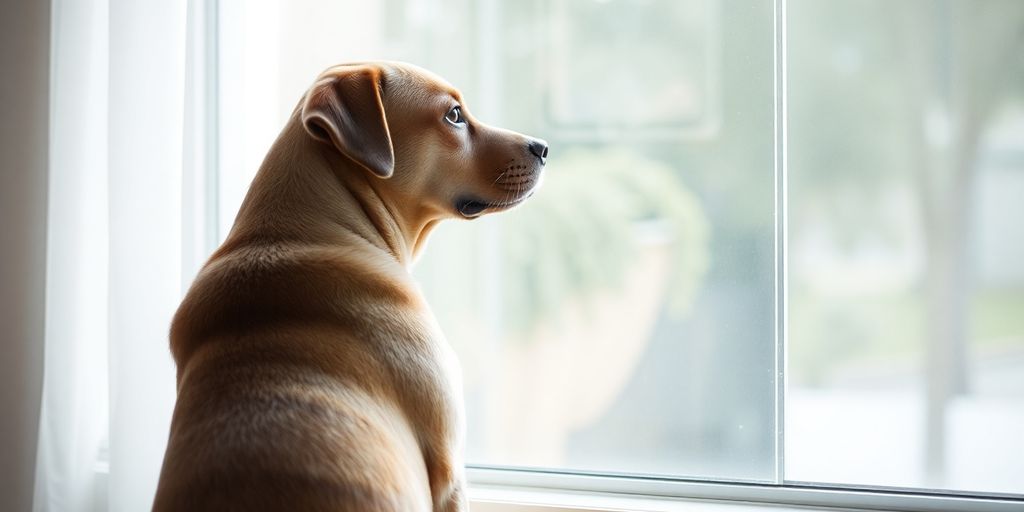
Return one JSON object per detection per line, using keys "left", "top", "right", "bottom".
{"left": 787, "top": 0, "right": 1024, "bottom": 494}
{"left": 546, "top": 0, "right": 717, "bottom": 133}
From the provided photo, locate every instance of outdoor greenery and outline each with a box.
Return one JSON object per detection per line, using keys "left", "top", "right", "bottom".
{"left": 500, "top": 147, "right": 710, "bottom": 336}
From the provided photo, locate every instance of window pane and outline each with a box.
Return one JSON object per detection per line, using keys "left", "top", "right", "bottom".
{"left": 421, "top": 0, "right": 776, "bottom": 481}
{"left": 787, "top": 0, "right": 1024, "bottom": 494}
{"left": 219, "top": 0, "right": 777, "bottom": 482}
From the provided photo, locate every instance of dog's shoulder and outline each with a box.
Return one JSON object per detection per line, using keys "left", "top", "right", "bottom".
{"left": 169, "top": 239, "right": 426, "bottom": 367}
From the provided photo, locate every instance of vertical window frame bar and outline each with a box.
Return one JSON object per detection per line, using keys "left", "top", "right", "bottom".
{"left": 204, "top": 0, "right": 220, "bottom": 254}
{"left": 772, "top": 0, "right": 789, "bottom": 486}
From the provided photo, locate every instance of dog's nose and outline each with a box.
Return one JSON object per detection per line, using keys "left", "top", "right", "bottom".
{"left": 527, "top": 139, "right": 549, "bottom": 165}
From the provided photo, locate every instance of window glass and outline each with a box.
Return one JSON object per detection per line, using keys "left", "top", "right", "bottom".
{"left": 218, "top": 0, "right": 778, "bottom": 482}
{"left": 420, "top": 1, "right": 776, "bottom": 480}
{"left": 786, "top": 0, "right": 1024, "bottom": 494}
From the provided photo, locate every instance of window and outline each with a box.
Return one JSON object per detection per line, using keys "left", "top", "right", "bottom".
{"left": 786, "top": 0, "right": 1024, "bottom": 494}
{"left": 212, "top": 0, "right": 1024, "bottom": 508}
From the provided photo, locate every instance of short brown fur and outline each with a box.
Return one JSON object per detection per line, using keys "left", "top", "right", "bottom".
{"left": 154, "top": 61, "right": 546, "bottom": 511}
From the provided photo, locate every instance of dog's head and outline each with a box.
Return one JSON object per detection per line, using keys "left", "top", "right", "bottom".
{"left": 301, "top": 61, "right": 547, "bottom": 220}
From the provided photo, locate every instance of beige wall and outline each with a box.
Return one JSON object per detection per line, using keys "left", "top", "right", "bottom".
{"left": 0, "top": 0, "right": 50, "bottom": 510}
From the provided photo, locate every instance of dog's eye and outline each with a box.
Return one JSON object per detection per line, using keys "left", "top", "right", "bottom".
{"left": 444, "top": 106, "right": 465, "bottom": 125}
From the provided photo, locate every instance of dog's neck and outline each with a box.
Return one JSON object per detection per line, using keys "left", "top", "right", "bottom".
{"left": 226, "top": 121, "right": 438, "bottom": 269}
{"left": 335, "top": 166, "right": 441, "bottom": 267}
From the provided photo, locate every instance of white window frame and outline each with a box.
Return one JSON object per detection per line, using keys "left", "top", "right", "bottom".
{"left": 199, "top": 1, "right": 1024, "bottom": 511}
{"left": 466, "top": 467, "right": 1024, "bottom": 512}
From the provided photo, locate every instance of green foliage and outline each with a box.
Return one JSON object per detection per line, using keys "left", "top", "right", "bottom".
{"left": 499, "top": 147, "right": 711, "bottom": 336}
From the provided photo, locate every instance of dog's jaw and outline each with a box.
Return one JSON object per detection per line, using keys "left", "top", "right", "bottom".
{"left": 455, "top": 191, "right": 536, "bottom": 219}
{"left": 455, "top": 161, "right": 544, "bottom": 219}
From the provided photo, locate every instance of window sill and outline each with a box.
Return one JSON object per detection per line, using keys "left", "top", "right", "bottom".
{"left": 466, "top": 467, "right": 1024, "bottom": 512}
{"left": 469, "top": 486, "right": 839, "bottom": 512}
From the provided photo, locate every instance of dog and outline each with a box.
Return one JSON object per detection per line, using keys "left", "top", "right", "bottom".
{"left": 153, "top": 61, "right": 547, "bottom": 511}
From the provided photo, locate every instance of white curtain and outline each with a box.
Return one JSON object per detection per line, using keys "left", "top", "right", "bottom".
{"left": 35, "top": 0, "right": 194, "bottom": 510}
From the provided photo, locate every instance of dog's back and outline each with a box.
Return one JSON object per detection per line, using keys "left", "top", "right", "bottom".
{"left": 154, "top": 346, "right": 431, "bottom": 511}
{"left": 154, "top": 241, "right": 438, "bottom": 511}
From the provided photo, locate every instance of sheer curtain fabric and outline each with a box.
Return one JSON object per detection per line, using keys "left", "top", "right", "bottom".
{"left": 35, "top": 0, "right": 191, "bottom": 510}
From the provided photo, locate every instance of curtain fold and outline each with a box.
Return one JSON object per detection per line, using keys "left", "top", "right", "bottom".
{"left": 106, "top": 1, "right": 187, "bottom": 510}
{"left": 36, "top": 1, "right": 190, "bottom": 510}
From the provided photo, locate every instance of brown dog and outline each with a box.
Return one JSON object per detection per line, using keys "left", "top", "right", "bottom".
{"left": 153, "top": 61, "right": 547, "bottom": 511}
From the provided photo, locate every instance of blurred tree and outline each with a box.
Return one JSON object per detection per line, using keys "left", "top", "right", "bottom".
{"left": 896, "top": 0, "right": 1024, "bottom": 486}
{"left": 790, "top": 0, "right": 1024, "bottom": 486}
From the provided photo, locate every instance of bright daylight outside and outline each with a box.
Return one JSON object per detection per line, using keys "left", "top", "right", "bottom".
{"left": 216, "top": 0, "right": 1024, "bottom": 498}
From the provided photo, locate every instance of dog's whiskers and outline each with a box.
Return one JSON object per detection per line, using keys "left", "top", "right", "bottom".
{"left": 492, "top": 170, "right": 509, "bottom": 186}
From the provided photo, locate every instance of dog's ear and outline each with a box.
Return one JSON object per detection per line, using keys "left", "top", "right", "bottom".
{"left": 301, "top": 67, "right": 395, "bottom": 178}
